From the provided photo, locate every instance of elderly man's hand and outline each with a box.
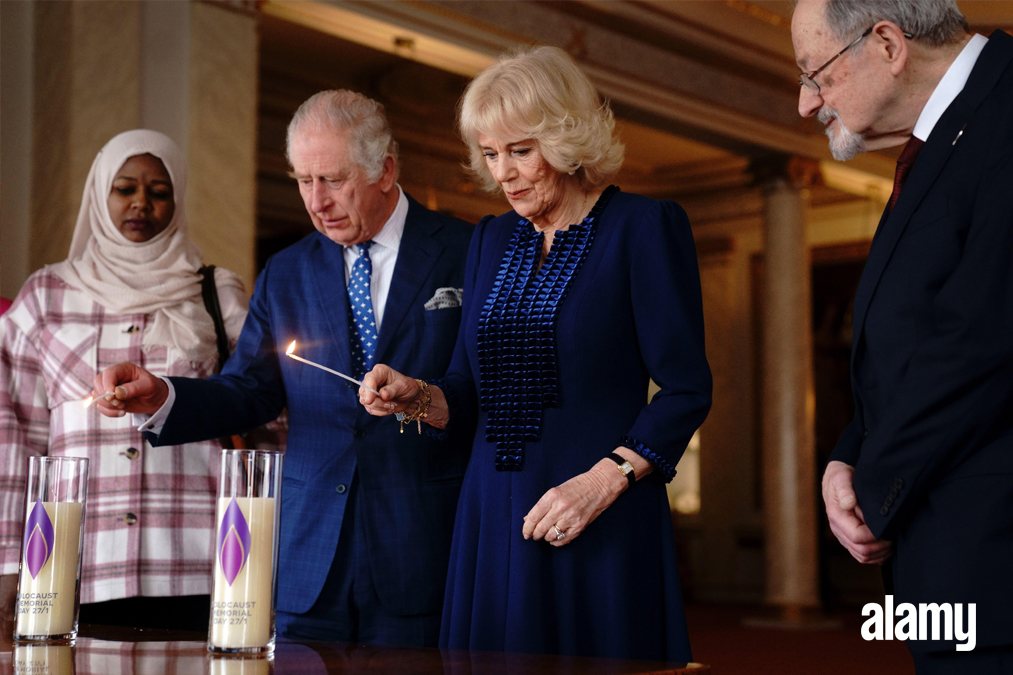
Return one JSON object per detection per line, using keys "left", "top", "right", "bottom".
{"left": 91, "top": 362, "right": 169, "bottom": 417}
{"left": 823, "top": 460, "right": 894, "bottom": 564}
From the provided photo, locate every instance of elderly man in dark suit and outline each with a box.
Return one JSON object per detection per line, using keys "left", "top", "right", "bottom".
{"left": 94, "top": 90, "right": 473, "bottom": 647}
{"left": 793, "top": 0, "right": 1013, "bottom": 671}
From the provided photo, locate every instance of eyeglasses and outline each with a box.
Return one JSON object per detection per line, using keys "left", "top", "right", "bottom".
{"left": 798, "top": 26, "right": 914, "bottom": 96}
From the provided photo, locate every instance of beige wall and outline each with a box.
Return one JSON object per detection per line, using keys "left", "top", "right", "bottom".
{"left": 30, "top": 2, "right": 142, "bottom": 275}
{"left": 693, "top": 242, "right": 766, "bottom": 602}
{"left": 0, "top": 0, "right": 34, "bottom": 298}
{"left": 187, "top": 2, "right": 258, "bottom": 291}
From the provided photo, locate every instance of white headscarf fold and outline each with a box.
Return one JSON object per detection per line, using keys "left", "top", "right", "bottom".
{"left": 52, "top": 129, "right": 240, "bottom": 363}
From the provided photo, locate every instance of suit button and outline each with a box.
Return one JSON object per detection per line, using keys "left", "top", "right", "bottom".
{"left": 880, "top": 506, "right": 889, "bottom": 516}
{"left": 884, "top": 496, "right": 894, "bottom": 507}
{"left": 124, "top": 513, "right": 137, "bottom": 525}
{"left": 353, "top": 429, "right": 366, "bottom": 439}
{"left": 863, "top": 430, "right": 869, "bottom": 439}
{"left": 335, "top": 484, "right": 347, "bottom": 494}
{"left": 894, "top": 478, "right": 904, "bottom": 489}
{"left": 888, "top": 488, "right": 899, "bottom": 499}
{"left": 125, "top": 447, "right": 139, "bottom": 460}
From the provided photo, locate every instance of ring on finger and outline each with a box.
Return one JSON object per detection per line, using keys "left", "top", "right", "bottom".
{"left": 553, "top": 525, "right": 565, "bottom": 541}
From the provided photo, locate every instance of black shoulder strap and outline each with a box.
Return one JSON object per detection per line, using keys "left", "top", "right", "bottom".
{"left": 198, "top": 265, "right": 231, "bottom": 373}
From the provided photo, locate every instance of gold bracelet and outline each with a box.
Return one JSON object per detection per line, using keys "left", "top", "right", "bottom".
{"left": 395, "top": 379, "right": 431, "bottom": 434}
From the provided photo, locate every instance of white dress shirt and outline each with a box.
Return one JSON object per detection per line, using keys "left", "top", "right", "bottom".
{"left": 139, "top": 186, "right": 409, "bottom": 435}
{"left": 913, "top": 33, "right": 988, "bottom": 141}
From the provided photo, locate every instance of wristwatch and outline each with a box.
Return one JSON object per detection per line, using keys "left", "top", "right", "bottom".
{"left": 608, "top": 452, "right": 636, "bottom": 489}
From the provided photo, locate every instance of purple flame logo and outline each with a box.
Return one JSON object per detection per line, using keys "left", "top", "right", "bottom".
{"left": 23, "top": 501, "right": 55, "bottom": 579}
{"left": 217, "top": 498, "right": 251, "bottom": 586}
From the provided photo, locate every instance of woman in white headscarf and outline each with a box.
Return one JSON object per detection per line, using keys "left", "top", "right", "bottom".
{"left": 0, "top": 130, "right": 248, "bottom": 632}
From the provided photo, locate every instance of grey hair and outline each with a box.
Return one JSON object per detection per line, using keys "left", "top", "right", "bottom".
{"left": 824, "top": 0, "right": 968, "bottom": 47}
{"left": 285, "top": 90, "right": 399, "bottom": 183}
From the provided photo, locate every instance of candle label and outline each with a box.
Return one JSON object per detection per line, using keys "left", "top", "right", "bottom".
{"left": 218, "top": 498, "right": 252, "bottom": 586}
{"left": 15, "top": 502, "right": 82, "bottom": 637}
{"left": 24, "top": 501, "right": 55, "bottom": 578}
{"left": 211, "top": 497, "right": 275, "bottom": 649}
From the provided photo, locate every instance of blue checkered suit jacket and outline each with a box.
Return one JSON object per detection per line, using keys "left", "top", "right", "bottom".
{"left": 149, "top": 196, "right": 473, "bottom": 616}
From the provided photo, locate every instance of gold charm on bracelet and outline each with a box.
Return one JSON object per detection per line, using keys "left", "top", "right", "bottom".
{"left": 395, "top": 379, "right": 431, "bottom": 435}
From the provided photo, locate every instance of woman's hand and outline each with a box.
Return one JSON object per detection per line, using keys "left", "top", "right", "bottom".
{"left": 523, "top": 458, "right": 628, "bottom": 548}
{"left": 359, "top": 365, "right": 451, "bottom": 429}
{"left": 523, "top": 447, "right": 653, "bottom": 547}
{"left": 359, "top": 364, "right": 422, "bottom": 416}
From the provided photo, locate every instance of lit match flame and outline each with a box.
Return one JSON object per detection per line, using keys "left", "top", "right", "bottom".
{"left": 83, "top": 392, "right": 115, "bottom": 408}
{"left": 283, "top": 339, "right": 380, "bottom": 395}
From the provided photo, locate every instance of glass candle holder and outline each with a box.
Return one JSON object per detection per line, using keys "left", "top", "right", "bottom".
{"left": 208, "top": 450, "right": 283, "bottom": 655}
{"left": 208, "top": 654, "right": 275, "bottom": 675}
{"left": 14, "top": 456, "right": 89, "bottom": 643}
{"left": 13, "top": 643, "right": 75, "bottom": 675}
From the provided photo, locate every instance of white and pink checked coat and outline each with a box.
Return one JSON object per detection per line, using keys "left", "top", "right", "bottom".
{"left": 0, "top": 267, "right": 246, "bottom": 603}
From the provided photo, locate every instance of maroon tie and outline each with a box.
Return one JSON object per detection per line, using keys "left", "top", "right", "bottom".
{"left": 888, "top": 137, "right": 925, "bottom": 211}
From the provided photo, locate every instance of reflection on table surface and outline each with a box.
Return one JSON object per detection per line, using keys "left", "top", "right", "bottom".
{"left": 3, "top": 626, "right": 709, "bottom": 674}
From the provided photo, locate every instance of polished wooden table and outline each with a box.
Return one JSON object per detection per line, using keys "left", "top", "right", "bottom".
{"left": 0, "top": 625, "right": 709, "bottom": 674}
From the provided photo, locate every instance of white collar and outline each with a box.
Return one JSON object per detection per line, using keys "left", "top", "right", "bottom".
{"left": 354, "top": 185, "right": 407, "bottom": 252}
{"left": 913, "top": 34, "right": 988, "bottom": 141}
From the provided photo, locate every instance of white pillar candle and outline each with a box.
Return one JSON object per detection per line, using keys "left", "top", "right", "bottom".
{"left": 209, "top": 497, "right": 276, "bottom": 650}
{"left": 15, "top": 502, "right": 82, "bottom": 638}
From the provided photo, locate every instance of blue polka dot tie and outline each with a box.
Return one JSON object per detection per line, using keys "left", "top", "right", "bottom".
{"left": 347, "top": 241, "right": 378, "bottom": 379}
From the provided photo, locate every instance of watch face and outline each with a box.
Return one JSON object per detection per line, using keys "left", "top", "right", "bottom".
{"left": 619, "top": 462, "right": 633, "bottom": 475}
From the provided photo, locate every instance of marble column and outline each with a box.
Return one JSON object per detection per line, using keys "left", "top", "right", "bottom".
{"left": 755, "top": 156, "right": 820, "bottom": 613}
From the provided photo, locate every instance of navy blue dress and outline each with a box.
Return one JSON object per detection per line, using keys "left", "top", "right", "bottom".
{"left": 436, "top": 187, "right": 711, "bottom": 661}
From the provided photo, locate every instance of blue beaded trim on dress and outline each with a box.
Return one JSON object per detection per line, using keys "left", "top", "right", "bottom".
{"left": 476, "top": 186, "right": 619, "bottom": 471}
{"left": 619, "top": 435, "right": 677, "bottom": 483}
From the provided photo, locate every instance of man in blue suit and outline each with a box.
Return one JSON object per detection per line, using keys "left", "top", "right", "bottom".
{"left": 794, "top": 0, "right": 1013, "bottom": 670}
{"left": 94, "top": 90, "right": 473, "bottom": 647}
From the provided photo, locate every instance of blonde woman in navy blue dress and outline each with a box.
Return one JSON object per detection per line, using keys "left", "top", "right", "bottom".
{"left": 361, "top": 46, "right": 711, "bottom": 662}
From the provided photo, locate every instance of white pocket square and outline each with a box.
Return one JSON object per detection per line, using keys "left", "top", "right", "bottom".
{"left": 424, "top": 287, "right": 463, "bottom": 310}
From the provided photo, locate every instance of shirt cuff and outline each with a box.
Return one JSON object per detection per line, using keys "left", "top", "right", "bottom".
{"left": 134, "top": 377, "right": 176, "bottom": 436}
